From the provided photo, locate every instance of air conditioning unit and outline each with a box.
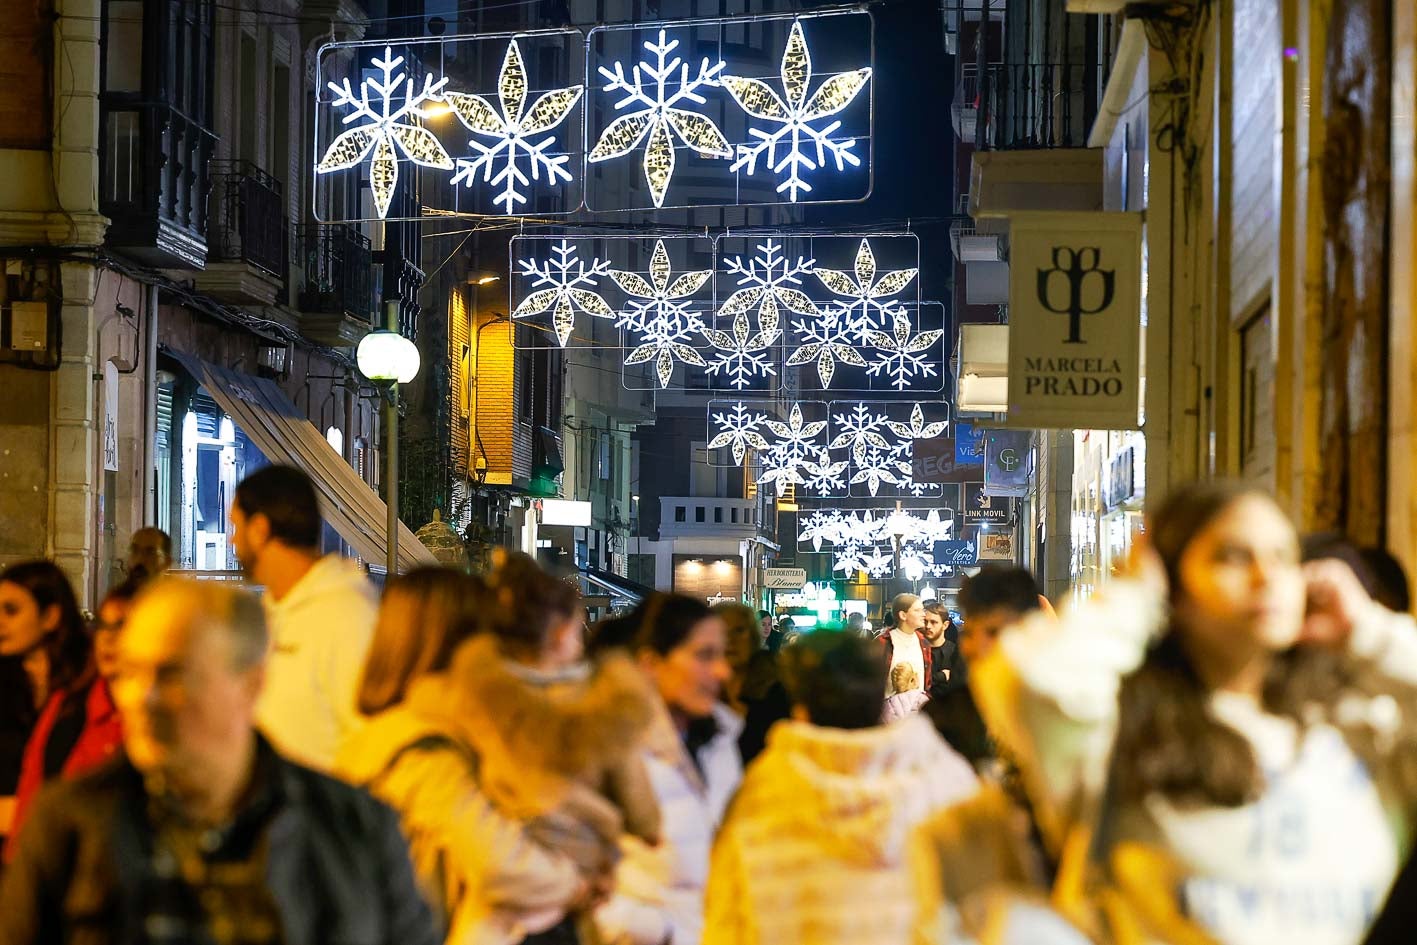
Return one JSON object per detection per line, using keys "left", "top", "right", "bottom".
{"left": 959, "top": 233, "right": 1003, "bottom": 262}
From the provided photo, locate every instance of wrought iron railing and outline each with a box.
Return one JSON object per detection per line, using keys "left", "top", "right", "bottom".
{"left": 101, "top": 101, "right": 217, "bottom": 260}
{"left": 976, "top": 63, "right": 1102, "bottom": 151}
{"left": 293, "top": 223, "right": 376, "bottom": 323}
{"left": 209, "top": 160, "right": 287, "bottom": 279}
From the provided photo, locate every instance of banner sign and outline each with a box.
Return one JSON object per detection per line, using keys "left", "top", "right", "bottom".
{"left": 1005, "top": 212, "right": 1143, "bottom": 429}
{"left": 963, "top": 482, "right": 1012, "bottom": 523}
{"left": 932, "top": 539, "right": 978, "bottom": 567}
{"left": 912, "top": 438, "right": 982, "bottom": 485}
{"left": 976, "top": 529, "right": 1015, "bottom": 561}
{"left": 983, "top": 429, "right": 1032, "bottom": 497}
{"left": 103, "top": 361, "right": 119, "bottom": 472}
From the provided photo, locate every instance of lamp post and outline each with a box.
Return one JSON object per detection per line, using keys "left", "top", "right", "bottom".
{"left": 357, "top": 302, "right": 421, "bottom": 577}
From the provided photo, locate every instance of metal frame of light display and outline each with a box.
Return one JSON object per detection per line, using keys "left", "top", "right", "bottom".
{"left": 704, "top": 398, "right": 951, "bottom": 499}
{"left": 311, "top": 9, "right": 874, "bottom": 222}
{"left": 795, "top": 498, "right": 961, "bottom": 580}
{"left": 507, "top": 233, "right": 940, "bottom": 395}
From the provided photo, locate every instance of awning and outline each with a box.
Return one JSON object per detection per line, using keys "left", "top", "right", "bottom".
{"left": 167, "top": 349, "right": 435, "bottom": 572}
{"left": 580, "top": 565, "right": 653, "bottom": 607}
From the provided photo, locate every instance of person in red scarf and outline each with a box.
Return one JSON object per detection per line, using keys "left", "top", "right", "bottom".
{"left": 2, "top": 568, "right": 133, "bottom": 862}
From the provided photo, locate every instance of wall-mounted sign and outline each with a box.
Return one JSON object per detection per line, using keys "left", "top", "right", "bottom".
{"left": 1005, "top": 212, "right": 1143, "bottom": 429}
{"left": 932, "top": 539, "right": 978, "bottom": 567}
{"left": 976, "top": 529, "right": 1015, "bottom": 561}
{"left": 954, "top": 422, "right": 985, "bottom": 466}
{"left": 983, "top": 429, "right": 1032, "bottom": 497}
{"left": 963, "top": 482, "right": 1012, "bottom": 523}
{"left": 103, "top": 361, "right": 119, "bottom": 473}
{"left": 1103, "top": 446, "right": 1139, "bottom": 511}
{"left": 764, "top": 567, "right": 808, "bottom": 590}
{"left": 539, "top": 498, "right": 593, "bottom": 527}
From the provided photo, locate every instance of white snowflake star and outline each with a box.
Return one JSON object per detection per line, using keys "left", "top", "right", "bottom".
{"left": 702, "top": 305, "right": 780, "bottom": 389}
{"left": 588, "top": 30, "right": 730, "bottom": 208}
{"left": 829, "top": 401, "right": 891, "bottom": 455}
{"left": 757, "top": 446, "right": 806, "bottom": 497}
{"left": 512, "top": 240, "right": 613, "bottom": 347}
{"left": 866, "top": 313, "right": 944, "bottom": 390}
{"left": 318, "top": 47, "right": 453, "bottom": 219}
{"left": 885, "top": 403, "right": 949, "bottom": 440}
{"left": 764, "top": 403, "right": 828, "bottom": 462}
{"left": 787, "top": 306, "right": 867, "bottom": 388}
{"left": 801, "top": 449, "right": 848, "bottom": 494}
{"left": 708, "top": 401, "right": 770, "bottom": 465}
{"left": 612, "top": 240, "right": 713, "bottom": 388}
{"left": 446, "top": 41, "right": 583, "bottom": 214}
{"left": 721, "top": 20, "right": 871, "bottom": 201}
{"left": 721, "top": 240, "right": 821, "bottom": 325}
{"left": 814, "top": 239, "right": 919, "bottom": 344}
{"left": 851, "top": 446, "right": 904, "bottom": 496}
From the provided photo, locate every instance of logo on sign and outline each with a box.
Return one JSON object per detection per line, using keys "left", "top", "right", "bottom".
{"left": 1037, "top": 246, "right": 1116, "bottom": 344}
{"left": 932, "top": 539, "right": 977, "bottom": 567}
{"left": 964, "top": 483, "right": 1012, "bottom": 523}
{"left": 996, "top": 448, "right": 1021, "bottom": 473}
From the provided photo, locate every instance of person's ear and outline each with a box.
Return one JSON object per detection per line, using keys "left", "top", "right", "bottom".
{"left": 40, "top": 603, "right": 62, "bottom": 634}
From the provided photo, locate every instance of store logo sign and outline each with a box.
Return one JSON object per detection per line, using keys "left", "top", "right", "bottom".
{"left": 1036, "top": 247, "right": 1115, "bottom": 344}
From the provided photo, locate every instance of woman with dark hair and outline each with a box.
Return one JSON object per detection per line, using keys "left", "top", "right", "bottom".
{"left": 953, "top": 482, "right": 1417, "bottom": 945}
{"left": 591, "top": 593, "right": 741, "bottom": 945}
{"left": 337, "top": 566, "right": 608, "bottom": 945}
{"left": 0, "top": 561, "right": 121, "bottom": 858}
{"left": 713, "top": 603, "right": 790, "bottom": 766}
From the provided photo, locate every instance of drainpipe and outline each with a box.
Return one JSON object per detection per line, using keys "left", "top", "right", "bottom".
{"left": 144, "top": 282, "right": 159, "bottom": 523}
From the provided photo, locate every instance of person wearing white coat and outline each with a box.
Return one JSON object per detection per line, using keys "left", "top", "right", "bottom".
{"left": 590, "top": 596, "right": 744, "bottom": 945}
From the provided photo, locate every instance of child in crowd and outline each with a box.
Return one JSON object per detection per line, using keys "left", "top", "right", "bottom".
{"left": 882, "top": 661, "right": 930, "bottom": 722}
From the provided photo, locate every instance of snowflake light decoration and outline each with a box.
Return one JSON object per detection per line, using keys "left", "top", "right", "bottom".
{"left": 702, "top": 306, "right": 781, "bottom": 388}
{"left": 851, "top": 446, "right": 904, "bottom": 496}
{"left": 445, "top": 41, "right": 584, "bottom": 214}
{"left": 787, "top": 307, "right": 866, "bottom": 388}
{"left": 721, "top": 240, "right": 821, "bottom": 324}
{"left": 721, "top": 20, "right": 872, "bottom": 201}
{"left": 612, "top": 240, "right": 713, "bottom": 388}
{"left": 801, "top": 449, "right": 848, "bottom": 494}
{"left": 829, "top": 401, "right": 891, "bottom": 456}
{"left": 764, "top": 403, "right": 828, "bottom": 460}
{"left": 708, "top": 401, "right": 769, "bottom": 465}
{"left": 814, "top": 239, "right": 919, "bottom": 344}
{"left": 757, "top": 447, "right": 806, "bottom": 496}
{"left": 882, "top": 403, "right": 949, "bottom": 496}
{"left": 885, "top": 403, "right": 948, "bottom": 441}
{"left": 318, "top": 47, "right": 453, "bottom": 219}
{"left": 512, "top": 240, "right": 613, "bottom": 347}
{"left": 866, "top": 313, "right": 944, "bottom": 390}
{"left": 589, "top": 31, "right": 730, "bottom": 208}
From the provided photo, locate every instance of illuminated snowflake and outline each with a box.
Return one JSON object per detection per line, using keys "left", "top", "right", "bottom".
{"left": 721, "top": 240, "right": 821, "bottom": 325}
{"left": 764, "top": 403, "right": 828, "bottom": 462}
{"left": 318, "top": 47, "right": 453, "bottom": 219}
{"left": 612, "top": 240, "right": 713, "bottom": 388}
{"left": 721, "top": 20, "right": 871, "bottom": 201}
{"left": 829, "top": 401, "right": 891, "bottom": 455}
{"left": 512, "top": 240, "right": 613, "bottom": 347}
{"left": 866, "top": 313, "right": 944, "bottom": 390}
{"left": 882, "top": 404, "right": 949, "bottom": 496}
{"left": 787, "top": 306, "right": 866, "bottom": 388}
{"left": 589, "top": 30, "right": 730, "bottom": 208}
{"left": 885, "top": 403, "right": 948, "bottom": 441}
{"left": 702, "top": 306, "right": 781, "bottom": 388}
{"left": 757, "top": 447, "right": 806, "bottom": 497}
{"left": 708, "top": 401, "right": 770, "bottom": 465}
{"left": 801, "top": 449, "right": 848, "bottom": 494}
{"left": 814, "top": 239, "right": 919, "bottom": 344}
{"left": 851, "top": 446, "right": 903, "bottom": 496}
{"left": 446, "top": 40, "right": 583, "bottom": 214}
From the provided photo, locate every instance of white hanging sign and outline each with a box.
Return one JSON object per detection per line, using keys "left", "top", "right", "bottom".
{"left": 1005, "top": 212, "right": 1144, "bottom": 430}
{"left": 103, "top": 361, "right": 120, "bottom": 472}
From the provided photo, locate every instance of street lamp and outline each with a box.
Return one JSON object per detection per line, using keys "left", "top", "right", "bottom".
{"left": 357, "top": 302, "right": 421, "bottom": 576}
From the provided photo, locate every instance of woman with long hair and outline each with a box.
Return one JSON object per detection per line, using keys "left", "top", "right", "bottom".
{"left": 336, "top": 566, "right": 604, "bottom": 945}
{"left": 713, "top": 602, "right": 790, "bottom": 766}
{"left": 956, "top": 482, "right": 1417, "bottom": 945}
{"left": 0, "top": 562, "right": 121, "bottom": 857}
{"left": 590, "top": 593, "right": 741, "bottom": 945}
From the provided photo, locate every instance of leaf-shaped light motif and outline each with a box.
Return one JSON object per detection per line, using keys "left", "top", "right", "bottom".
{"left": 706, "top": 240, "right": 818, "bottom": 390}
{"left": 810, "top": 238, "right": 920, "bottom": 347}
{"left": 448, "top": 39, "right": 584, "bottom": 214}
{"left": 885, "top": 403, "right": 949, "bottom": 441}
{"left": 866, "top": 313, "right": 944, "bottom": 390}
{"left": 787, "top": 307, "right": 866, "bottom": 389}
{"left": 318, "top": 47, "right": 453, "bottom": 220}
{"left": 590, "top": 31, "right": 730, "bottom": 208}
{"left": 720, "top": 19, "right": 872, "bottom": 201}
{"left": 708, "top": 402, "right": 770, "bottom": 466}
{"left": 611, "top": 239, "right": 714, "bottom": 389}
{"left": 512, "top": 239, "right": 613, "bottom": 348}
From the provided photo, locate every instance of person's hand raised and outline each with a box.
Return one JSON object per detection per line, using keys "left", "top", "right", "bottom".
{"left": 1300, "top": 558, "right": 1375, "bottom": 647}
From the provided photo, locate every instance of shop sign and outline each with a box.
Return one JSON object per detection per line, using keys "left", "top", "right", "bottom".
{"left": 763, "top": 567, "right": 808, "bottom": 590}
{"left": 932, "top": 539, "right": 977, "bottom": 567}
{"left": 103, "top": 361, "right": 119, "bottom": 473}
{"left": 976, "top": 529, "right": 1015, "bottom": 561}
{"left": 912, "top": 437, "right": 981, "bottom": 484}
{"left": 955, "top": 422, "right": 984, "bottom": 466}
{"left": 983, "top": 429, "right": 1032, "bottom": 497}
{"left": 963, "top": 482, "right": 1012, "bottom": 523}
{"left": 1103, "top": 447, "right": 1137, "bottom": 512}
{"left": 1005, "top": 212, "right": 1143, "bottom": 430}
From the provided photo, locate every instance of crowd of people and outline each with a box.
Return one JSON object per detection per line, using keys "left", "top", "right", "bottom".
{"left": 3, "top": 468, "right": 1417, "bottom": 945}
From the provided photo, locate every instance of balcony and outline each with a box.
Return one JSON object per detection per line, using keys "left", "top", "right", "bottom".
{"left": 294, "top": 223, "right": 376, "bottom": 346}
{"left": 200, "top": 161, "right": 288, "bottom": 305}
{"left": 102, "top": 102, "right": 217, "bottom": 269}
{"left": 976, "top": 63, "right": 1102, "bottom": 151}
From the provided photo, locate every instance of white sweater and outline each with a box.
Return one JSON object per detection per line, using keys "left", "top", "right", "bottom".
{"left": 971, "top": 582, "right": 1417, "bottom": 945}
{"left": 255, "top": 554, "right": 378, "bottom": 771}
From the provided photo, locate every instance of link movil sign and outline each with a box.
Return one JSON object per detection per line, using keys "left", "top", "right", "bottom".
{"left": 1005, "top": 212, "right": 1143, "bottom": 430}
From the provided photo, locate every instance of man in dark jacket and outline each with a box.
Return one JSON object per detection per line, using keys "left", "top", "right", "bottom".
{"left": 921, "top": 600, "right": 958, "bottom": 700}
{"left": 0, "top": 578, "right": 436, "bottom": 945}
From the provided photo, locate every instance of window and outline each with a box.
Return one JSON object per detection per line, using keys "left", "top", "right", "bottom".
{"left": 713, "top": 506, "right": 723, "bottom": 523}
{"left": 675, "top": 505, "right": 686, "bottom": 522}
{"left": 695, "top": 507, "right": 706, "bottom": 523}
{"left": 271, "top": 61, "right": 290, "bottom": 188}
{"left": 731, "top": 507, "right": 738, "bottom": 523}
{"left": 240, "top": 33, "right": 258, "bottom": 167}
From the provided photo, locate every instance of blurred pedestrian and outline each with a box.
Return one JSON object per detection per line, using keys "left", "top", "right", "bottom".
{"left": 924, "top": 567, "right": 1042, "bottom": 770}
{"left": 126, "top": 526, "right": 172, "bottom": 582}
{"left": 878, "top": 593, "right": 933, "bottom": 694}
{"left": 231, "top": 464, "right": 377, "bottom": 771}
{"left": 0, "top": 562, "right": 113, "bottom": 856}
{"left": 755, "top": 610, "right": 773, "bottom": 647}
{"left": 446, "top": 551, "right": 661, "bottom": 945}
{"left": 701, "top": 630, "right": 976, "bottom": 945}
{"left": 845, "top": 611, "right": 870, "bottom": 637}
{"left": 714, "top": 603, "right": 790, "bottom": 767}
{"left": 964, "top": 482, "right": 1417, "bottom": 945}
{"left": 4, "top": 573, "right": 137, "bottom": 861}
{"left": 0, "top": 578, "right": 436, "bottom": 945}
{"left": 590, "top": 593, "right": 741, "bottom": 945}
{"left": 881, "top": 661, "right": 929, "bottom": 722}
{"left": 336, "top": 566, "right": 598, "bottom": 945}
